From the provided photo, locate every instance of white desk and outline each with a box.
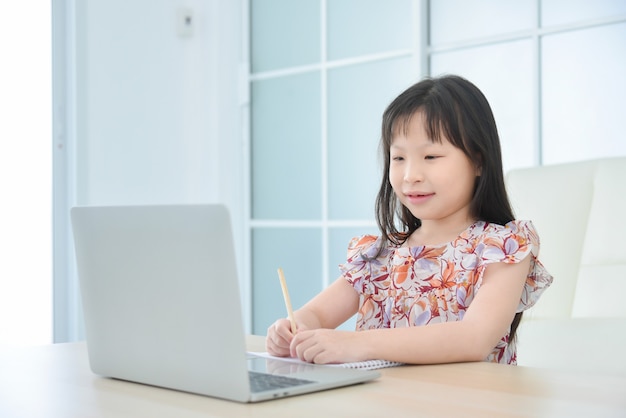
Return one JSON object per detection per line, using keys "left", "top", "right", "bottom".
{"left": 1, "top": 336, "right": 625, "bottom": 417}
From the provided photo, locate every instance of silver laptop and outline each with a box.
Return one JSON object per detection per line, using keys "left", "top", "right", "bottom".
{"left": 70, "top": 204, "right": 379, "bottom": 403}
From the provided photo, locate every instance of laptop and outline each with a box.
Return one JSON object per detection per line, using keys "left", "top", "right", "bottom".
{"left": 70, "top": 204, "right": 379, "bottom": 403}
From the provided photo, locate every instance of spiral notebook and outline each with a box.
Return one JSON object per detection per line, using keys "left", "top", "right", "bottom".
{"left": 249, "top": 352, "right": 404, "bottom": 371}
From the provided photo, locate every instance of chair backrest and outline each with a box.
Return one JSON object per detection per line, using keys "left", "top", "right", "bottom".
{"left": 506, "top": 157, "right": 626, "bottom": 320}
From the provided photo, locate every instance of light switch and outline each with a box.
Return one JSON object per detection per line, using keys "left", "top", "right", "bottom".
{"left": 177, "top": 8, "right": 194, "bottom": 38}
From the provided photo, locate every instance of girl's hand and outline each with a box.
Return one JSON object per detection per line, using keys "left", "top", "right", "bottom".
{"left": 290, "top": 329, "right": 365, "bottom": 364}
{"left": 266, "top": 318, "right": 299, "bottom": 357}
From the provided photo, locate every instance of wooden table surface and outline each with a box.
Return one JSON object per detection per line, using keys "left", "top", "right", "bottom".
{"left": 0, "top": 335, "right": 624, "bottom": 417}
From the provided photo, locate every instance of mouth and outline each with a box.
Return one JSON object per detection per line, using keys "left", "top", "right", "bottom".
{"left": 404, "top": 192, "right": 434, "bottom": 203}
{"left": 405, "top": 192, "right": 434, "bottom": 198}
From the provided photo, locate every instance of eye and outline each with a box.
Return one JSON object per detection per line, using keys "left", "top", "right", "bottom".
{"left": 424, "top": 155, "right": 439, "bottom": 160}
{"left": 391, "top": 155, "right": 404, "bottom": 162}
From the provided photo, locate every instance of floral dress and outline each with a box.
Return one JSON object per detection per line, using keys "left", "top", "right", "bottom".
{"left": 339, "top": 220, "right": 553, "bottom": 364}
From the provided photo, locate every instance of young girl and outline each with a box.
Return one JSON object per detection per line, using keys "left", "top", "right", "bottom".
{"left": 266, "top": 75, "right": 553, "bottom": 365}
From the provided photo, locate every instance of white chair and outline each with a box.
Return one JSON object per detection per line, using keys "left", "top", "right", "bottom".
{"left": 506, "top": 157, "right": 626, "bottom": 376}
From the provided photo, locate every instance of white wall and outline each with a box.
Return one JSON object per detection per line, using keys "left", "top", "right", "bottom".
{"left": 56, "top": 0, "right": 246, "bottom": 339}
{"left": 0, "top": 1, "right": 52, "bottom": 346}
{"left": 75, "top": 0, "right": 243, "bottom": 208}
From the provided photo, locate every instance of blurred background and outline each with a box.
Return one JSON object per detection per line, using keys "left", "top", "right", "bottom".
{"left": 1, "top": 0, "right": 624, "bottom": 344}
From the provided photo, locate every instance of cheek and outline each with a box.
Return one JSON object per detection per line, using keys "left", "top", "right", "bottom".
{"left": 440, "top": 173, "right": 473, "bottom": 201}
{"left": 456, "top": 173, "right": 478, "bottom": 200}
{"left": 388, "top": 168, "right": 402, "bottom": 190}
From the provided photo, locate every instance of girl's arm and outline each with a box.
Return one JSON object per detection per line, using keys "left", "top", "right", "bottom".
{"left": 265, "top": 277, "right": 359, "bottom": 356}
{"left": 297, "top": 277, "right": 361, "bottom": 329}
{"left": 290, "top": 255, "right": 531, "bottom": 364}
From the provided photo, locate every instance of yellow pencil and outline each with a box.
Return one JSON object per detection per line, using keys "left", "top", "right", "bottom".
{"left": 277, "top": 267, "right": 297, "bottom": 333}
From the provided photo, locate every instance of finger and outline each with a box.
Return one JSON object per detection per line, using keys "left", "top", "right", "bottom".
{"left": 266, "top": 320, "right": 295, "bottom": 355}
{"left": 266, "top": 340, "right": 290, "bottom": 357}
{"left": 266, "top": 331, "right": 292, "bottom": 356}
{"left": 301, "top": 341, "right": 326, "bottom": 364}
{"left": 273, "top": 319, "right": 295, "bottom": 340}
{"left": 290, "top": 331, "right": 316, "bottom": 360}
{"left": 289, "top": 330, "right": 305, "bottom": 358}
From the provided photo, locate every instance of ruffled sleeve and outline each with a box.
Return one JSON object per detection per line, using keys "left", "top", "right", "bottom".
{"left": 479, "top": 220, "right": 553, "bottom": 312}
{"left": 339, "top": 235, "right": 389, "bottom": 293}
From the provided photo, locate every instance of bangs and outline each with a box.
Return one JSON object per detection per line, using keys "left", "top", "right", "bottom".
{"left": 388, "top": 104, "right": 459, "bottom": 148}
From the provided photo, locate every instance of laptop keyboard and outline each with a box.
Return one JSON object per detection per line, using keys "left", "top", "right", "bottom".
{"left": 249, "top": 371, "right": 315, "bottom": 393}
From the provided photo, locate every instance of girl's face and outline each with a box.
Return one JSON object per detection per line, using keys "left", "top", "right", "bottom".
{"left": 389, "top": 111, "right": 480, "bottom": 229}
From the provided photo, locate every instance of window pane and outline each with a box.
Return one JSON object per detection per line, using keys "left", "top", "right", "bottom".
{"left": 251, "top": 0, "right": 320, "bottom": 72}
{"left": 327, "top": 57, "right": 415, "bottom": 220}
{"left": 541, "top": 0, "right": 626, "bottom": 27}
{"left": 542, "top": 23, "right": 626, "bottom": 164}
{"left": 252, "top": 228, "right": 322, "bottom": 334}
{"left": 430, "top": 39, "right": 535, "bottom": 172}
{"left": 251, "top": 72, "right": 322, "bottom": 219}
{"left": 327, "top": 0, "right": 412, "bottom": 60}
{"left": 430, "top": 0, "right": 535, "bottom": 45}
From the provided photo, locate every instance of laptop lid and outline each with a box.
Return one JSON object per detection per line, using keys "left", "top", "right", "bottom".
{"left": 70, "top": 204, "right": 379, "bottom": 403}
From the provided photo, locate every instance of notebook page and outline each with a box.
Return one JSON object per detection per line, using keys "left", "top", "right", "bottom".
{"left": 248, "top": 352, "right": 403, "bottom": 371}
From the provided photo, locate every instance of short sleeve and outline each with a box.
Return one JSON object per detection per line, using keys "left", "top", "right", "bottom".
{"left": 339, "top": 235, "right": 388, "bottom": 293}
{"left": 479, "top": 220, "right": 554, "bottom": 311}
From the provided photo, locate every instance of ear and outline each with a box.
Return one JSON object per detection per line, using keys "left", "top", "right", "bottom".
{"left": 471, "top": 152, "right": 482, "bottom": 176}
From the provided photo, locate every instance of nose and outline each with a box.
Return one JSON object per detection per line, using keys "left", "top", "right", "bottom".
{"left": 403, "top": 160, "right": 423, "bottom": 183}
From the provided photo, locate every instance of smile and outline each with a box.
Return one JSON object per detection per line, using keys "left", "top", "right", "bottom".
{"left": 405, "top": 192, "right": 434, "bottom": 203}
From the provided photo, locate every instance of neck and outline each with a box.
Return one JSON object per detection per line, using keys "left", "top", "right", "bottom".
{"left": 409, "top": 217, "right": 477, "bottom": 247}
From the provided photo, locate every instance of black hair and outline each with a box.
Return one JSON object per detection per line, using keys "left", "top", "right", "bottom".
{"left": 374, "top": 74, "right": 522, "bottom": 341}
